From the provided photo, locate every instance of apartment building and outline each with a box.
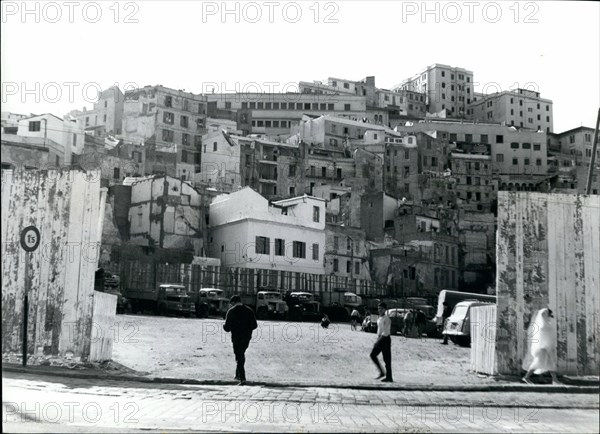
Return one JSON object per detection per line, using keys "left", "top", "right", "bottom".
{"left": 395, "top": 64, "right": 474, "bottom": 118}
{"left": 122, "top": 85, "right": 208, "bottom": 180}
{"left": 450, "top": 152, "right": 496, "bottom": 212}
{"left": 67, "top": 86, "right": 124, "bottom": 137}
{"left": 208, "top": 187, "right": 326, "bottom": 274}
{"left": 300, "top": 76, "right": 426, "bottom": 122}
{"left": 325, "top": 224, "right": 371, "bottom": 280}
{"left": 468, "top": 88, "right": 554, "bottom": 133}
{"left": 128, "top": 175, "right": 205, "bottom": 256}
{"left": 13, "top": 113, "right": 84, "bottom": 165}
{"left": 383, "top": 134, "right": 419, "bottom": 200}
{"left": 206, "top": 92, "right": 367, "bottom": 137}
{"left": 394, "top": 119, "right": 549, "bottom": 189}
{"left": 548, "top": 126, "right": 599, "bottom": 194}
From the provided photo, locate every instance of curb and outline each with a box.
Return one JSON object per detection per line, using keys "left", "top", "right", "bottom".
{"left": 3, "top": 365, "right": 599, "bottom": 394}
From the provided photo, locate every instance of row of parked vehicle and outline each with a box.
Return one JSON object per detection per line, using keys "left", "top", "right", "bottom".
{"left": 97, "top": 268, "right": 497, "bottom": 345}
{"left": 360, "top": 291, "right": 497, "bottom": 346}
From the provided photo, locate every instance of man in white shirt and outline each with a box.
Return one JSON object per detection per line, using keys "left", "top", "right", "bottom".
{"left": 370, "top": 302, "right": 393, "bottom": 382}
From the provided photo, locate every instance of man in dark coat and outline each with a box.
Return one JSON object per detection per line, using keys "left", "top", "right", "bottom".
{"left": 223, "top": 295, "right": 258, "bottom": 385}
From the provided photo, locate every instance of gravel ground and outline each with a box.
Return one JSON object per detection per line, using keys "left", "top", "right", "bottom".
{"left": 112, "top": 313, "right": 498, "bottom": 386}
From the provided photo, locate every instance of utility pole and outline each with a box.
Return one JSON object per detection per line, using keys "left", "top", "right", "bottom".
{"left": 585, "top": 108, "right": 600, "bottom": 194}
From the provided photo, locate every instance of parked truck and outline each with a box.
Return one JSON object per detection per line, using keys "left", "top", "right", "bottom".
{"left": 320, "top": 289, "right": 362, "bottom": 322}
{"left": 285, "top": 291, "right": 321, "bottom": 322}
{"left": 195, "top": 288, "right": 230, "bottom": 319}
{"left": 124, "top": 283, "right": 195, "bottom": 317}
{"left": 240, "top": 291, "right": 289, "bottom": 320}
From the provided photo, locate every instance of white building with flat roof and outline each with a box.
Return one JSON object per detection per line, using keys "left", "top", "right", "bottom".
{"left": 209, "top": 187, "right": 326, "bottom": 274}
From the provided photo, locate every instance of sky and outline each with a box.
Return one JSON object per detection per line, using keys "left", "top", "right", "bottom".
{"left": 1, "top": 1, "right": 599, "bottom": 132}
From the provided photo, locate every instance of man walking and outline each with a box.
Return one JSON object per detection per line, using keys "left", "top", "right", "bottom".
{"left": 370, "top": 302, "right": 393, "bottom": 382}
{"left": 223, "top": 295, "right": 258, "bottom": 385}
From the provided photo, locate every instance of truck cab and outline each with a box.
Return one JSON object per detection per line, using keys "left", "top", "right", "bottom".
{"left": 157, "top": 284, "right": 195, "bottom": 316}
{"left": 196, "top": 288, "right": 230, "bottom": 318}
{"left": 287, "top": 291, "right": 321, "bottom": 322}
{"left": 256, "top": 291, "right": 288, "bottom": 319}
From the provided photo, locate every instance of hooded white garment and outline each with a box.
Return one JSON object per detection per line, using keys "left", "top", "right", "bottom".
{"left": 522, "top": 308, "right": 558, "bottom": 374}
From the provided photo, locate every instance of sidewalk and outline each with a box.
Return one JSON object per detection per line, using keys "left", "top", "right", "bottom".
{"left": 3, "top": 363, "right": 599, "bottom": 394}
{"left": 3, "top": 370, "right": 599, "bottom": 433}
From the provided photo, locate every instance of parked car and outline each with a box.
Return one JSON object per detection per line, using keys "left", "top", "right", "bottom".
{"left": 442, "top": 300, "right": 494, "bottom": 347}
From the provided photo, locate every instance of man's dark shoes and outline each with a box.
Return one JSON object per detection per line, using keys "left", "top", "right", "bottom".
{"left": 375, "top": 373, "right": 385, "bottom": 380}
{"left": 381, "top": 378, "right": 393, "bottom": 383}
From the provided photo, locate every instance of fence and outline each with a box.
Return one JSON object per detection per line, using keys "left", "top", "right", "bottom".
{"left": 496, "top": 192, "right": 599, "bottom": 375}
{"left": 1, "top": 169, "right": 107, "bottom": 362}
{"left": 89, "top": 291, "right": 117, "bottom": 362}
{"left": 470, "top": 304, "right": 497, "bottom": 375}
{"left": 121, "top": 262, "right": 388, "bottom": 299}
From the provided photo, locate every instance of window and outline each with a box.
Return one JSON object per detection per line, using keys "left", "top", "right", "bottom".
{"left": 328, "top": 103, "right": 334, "bottom": 110}
{"left": 513, "top": 158, "right": 518, "bottom": 165}
{"left": 28, "top": 121, "right": 41, "bottom": 132}
{"left": 465, "top": 134, "right": 473, "bottom": 143}
{"left": 182, "top": 133, "right": 189, "bottom": 146}
{"left": 256, "top": 236, "right": 270, "bottom": 255}
{"left": 496, "top": 135, "right": 504, "bottom": 143}
{"left": 312, "top": 244, "right": 319, "bottom": 260}
{"left": 163, "top": 112, "right": 174, "bottom": 124}
{"left": 522, "top": 142, "right": 531, "bottom": 149}
{"left": 466, "top": 176, "right": 472, "bottom": 185}
{"left": 181, "top": 150, "right": 188, "bottom": 163}
{"left": 321, "top": 167, "right": 327, "bottom": 178}
{"left": 355, "top": 262, "right": 360, "bottom": 275}
{"left": 162, "top": 129, "right": 174, "bottom": 141}
{"left": 344, "top": 104, "right": 351, "bottom": 111}
{"left": 195, "top": 135, "right": 202, "bottom": 146}
{"left": 181, "top": 116, "right": 188, "bottom": 128}
{"left": 333, "top": 259, "right": 339, "bottom": 272}
{"left": 450, "top": 133, "right": 457, "bottom": 142}
{"left": 293, "top": 241, "right": 306, "bottom": 258}
{"left": 511, "top": 142, "right": 519, "bottom": 149}
{"left": 313, "top": 206, "right": 320, "bottom": 222}
{"left": 164, "top": 96, "right": 172, "bottom": 107}
{"left": 346, "top": 261, "right": 351, "bottom": 273}
{"left": 213, "top": 142, "right": 217, "bottom": 151}
{"left": 289, "top": 165, "right": 296, "bottom": 177}
{"left": 524, "top": 158, "right": 530, "bottom": 165}
{"left": 113, "top": 167, "right": 120, "bottom": 180}
{"left": 405, "top": 150, "right": 410, "bottom": 159}
{"left": 533, "top": 143, "right": 541, "bottom": 151}
{"left": 289, "top": 186, "right": 295, "bottom": 195}
{"left": 275, "top": 238, "right": 285, "bottom": 256}
{"left": 497, "top": 154, "right": 504, "bottom": 162}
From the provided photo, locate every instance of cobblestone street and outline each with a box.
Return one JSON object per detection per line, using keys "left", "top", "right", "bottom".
{"left": 3, "top": 371, "right": 598, "bottom": 432}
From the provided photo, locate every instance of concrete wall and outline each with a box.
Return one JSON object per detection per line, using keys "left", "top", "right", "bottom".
{"left": 496, "top": 192, "right": 599, "bottom": 375}
{"left": 1, "top": 169, "right": 107, "bottom": 362}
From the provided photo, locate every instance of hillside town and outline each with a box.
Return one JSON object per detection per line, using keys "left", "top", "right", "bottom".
{"left": 2, "top": 64, "right": 599, "bottom": 307}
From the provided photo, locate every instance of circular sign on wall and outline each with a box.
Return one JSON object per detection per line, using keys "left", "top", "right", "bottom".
{"left": 20, "top": 226, "right": 41, "bottom": 252}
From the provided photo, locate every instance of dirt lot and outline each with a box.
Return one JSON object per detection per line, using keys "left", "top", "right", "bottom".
{"left": 112, "top": 313, "right": 497, "bottom": 386}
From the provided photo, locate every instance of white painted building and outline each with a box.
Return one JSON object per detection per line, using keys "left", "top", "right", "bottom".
{"left": 16, "top": 113, "right": 84, "bottom": 163}
{"left": 209, "top": 187, "right": 326, "bottom": 274}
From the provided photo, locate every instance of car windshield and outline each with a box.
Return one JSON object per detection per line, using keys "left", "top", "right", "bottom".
{"left": 163, "top": 286, "right": 185, "bottom": 294}
{"left": 264, "top": 293, "right": 281, "bottom": 300}
{"left": 452, "top": 305, "right": 469, "bottom": 318}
